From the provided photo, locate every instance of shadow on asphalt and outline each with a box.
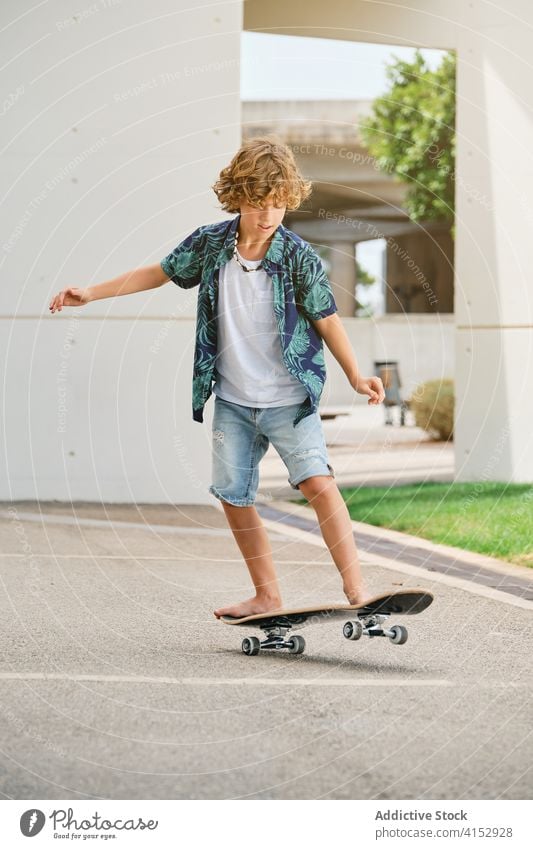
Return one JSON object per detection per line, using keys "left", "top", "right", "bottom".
{"left": 215, "top": 648, "right": 440, "bottom": 676}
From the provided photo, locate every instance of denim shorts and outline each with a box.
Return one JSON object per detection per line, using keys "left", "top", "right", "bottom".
{"left": 208, "top": 395, "right": 335, "bottom": 507}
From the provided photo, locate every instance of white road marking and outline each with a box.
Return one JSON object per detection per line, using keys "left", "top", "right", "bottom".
{"left": 0, "top": 672, "right": 453, "bottom": 687}
{"left": 0, "top": 554, "right": 330, "bottom": 564}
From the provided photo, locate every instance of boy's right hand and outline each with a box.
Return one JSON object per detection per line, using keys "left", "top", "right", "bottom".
{"left": 49, "top": 287, "right": 91, "bottom": 313}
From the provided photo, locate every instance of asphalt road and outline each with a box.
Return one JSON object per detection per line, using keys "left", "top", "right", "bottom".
{"left": 0, "top": 503, "right": 531, "bottom": 800}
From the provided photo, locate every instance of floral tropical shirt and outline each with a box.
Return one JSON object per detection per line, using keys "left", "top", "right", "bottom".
{"left": 160, "top": 213, "right": 338, "bottom": 427}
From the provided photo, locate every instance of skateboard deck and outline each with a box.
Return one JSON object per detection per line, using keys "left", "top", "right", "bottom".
{"left": 220, "top": 589, "right": 433, "bottom": 655}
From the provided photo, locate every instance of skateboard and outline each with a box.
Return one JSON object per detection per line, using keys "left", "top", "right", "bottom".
{"left": 220, "top": 589, "right": 433, "bottom": 656}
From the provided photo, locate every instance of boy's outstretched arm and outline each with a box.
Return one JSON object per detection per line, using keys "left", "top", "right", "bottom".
{"left": 311, "top": 312, "right": 385, "bottom": 405}
{"left": 49, "top": 263, "right": 169, "bottom": 313}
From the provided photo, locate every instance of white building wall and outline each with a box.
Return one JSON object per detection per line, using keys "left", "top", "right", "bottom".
{"left": 1, "top": 0, "right": 243, "bottom": 502}
{"left": 323, "top": 316, "right": 454, "bottom": 408}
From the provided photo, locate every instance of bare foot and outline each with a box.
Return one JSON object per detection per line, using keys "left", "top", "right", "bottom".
{"left": 214, "top": 595, "right": 283, "bottom": 620}
{"left": 344, "top": 586, "right": 372, "bottom": 606}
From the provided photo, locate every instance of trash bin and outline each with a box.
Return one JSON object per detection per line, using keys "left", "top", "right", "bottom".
{"left": 373, "top": 360, "right": 408, "bottom": 426}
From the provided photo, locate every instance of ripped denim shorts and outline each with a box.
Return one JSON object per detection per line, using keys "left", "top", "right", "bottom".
{"left": 208, "top": 395, "right": 335, "bottom": 507}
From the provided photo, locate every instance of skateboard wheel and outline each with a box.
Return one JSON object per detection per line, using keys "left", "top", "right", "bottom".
{"left": 242, "top": 636, "right": 261, "bottom": 656}
{"left": 343, "top": 620, "right": 363, "bottom": 641}
{"left": 287, "top": 635, "right": 305, "bottom": 654}
{"left": 389, "top": 625, "right": 408, "bottom": 645}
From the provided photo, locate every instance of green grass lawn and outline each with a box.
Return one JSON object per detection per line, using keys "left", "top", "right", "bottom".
{"left": 299, "top": 481, "right": 533, "bottom": 567}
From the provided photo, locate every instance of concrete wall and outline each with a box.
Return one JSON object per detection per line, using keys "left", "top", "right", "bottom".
{"left": 323, "top": 315, "right": 454, "bottom": 407}
{"left": 1, "top": 0, "right": 242, "bottom": 502}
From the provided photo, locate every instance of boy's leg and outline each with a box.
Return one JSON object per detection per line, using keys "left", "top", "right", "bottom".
{"left": 264, "top": 405, "right": 369, "bottom": 606}
{"left": 213, "top": 503, "right": 282, "bottom": 619}
{"left": 297, "top": 475, "right": 368, "bottom": 605}
{"left": 209, "top": 397, "right": 282, "bottom": 619}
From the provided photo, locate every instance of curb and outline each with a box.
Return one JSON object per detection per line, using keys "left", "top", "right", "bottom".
{"left": 263, "top": 498, "right": 530, "bottom": 581}
{"left": 253, "top": 498, "right": 533, "bottom": 611}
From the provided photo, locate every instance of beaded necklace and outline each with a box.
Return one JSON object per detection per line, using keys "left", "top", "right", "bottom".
{"left": 232, "top": 230, "right": 271, "bottom": 273}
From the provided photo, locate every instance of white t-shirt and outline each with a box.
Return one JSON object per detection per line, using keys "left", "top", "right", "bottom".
{"left": 212, "top": 248, "right": 309, "bottom": 407}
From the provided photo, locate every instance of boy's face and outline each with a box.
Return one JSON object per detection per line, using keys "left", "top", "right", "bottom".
{"left": 239, "top": 195, "right": 286, "bottom": 237}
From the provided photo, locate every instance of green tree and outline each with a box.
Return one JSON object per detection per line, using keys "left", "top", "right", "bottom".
{"left": 360, "top": 49, "right": 456, "bottom": 233}
{"left": 355, "top": 261, "right": 376, "bottom": 316}
{"left": 356, "top": 262, "right": 375, "bottom": 287}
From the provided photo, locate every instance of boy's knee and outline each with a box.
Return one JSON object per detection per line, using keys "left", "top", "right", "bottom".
{"left": 298, "top": 474, "right": 336, "bottom": 501}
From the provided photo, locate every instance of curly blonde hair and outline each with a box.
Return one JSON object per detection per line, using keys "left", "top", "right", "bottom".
{"left": 212, "top": 135, "right": 312, "bottom": 213}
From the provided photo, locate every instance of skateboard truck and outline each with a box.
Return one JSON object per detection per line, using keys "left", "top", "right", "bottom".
{"left": 241, "top": 617, "right": 306, "bottom": 656}
{"left": 343, "top": 613, "right": 408, "bottom": 644}
{"left": 241, "top": 612, "right": 408, "bottom": 656}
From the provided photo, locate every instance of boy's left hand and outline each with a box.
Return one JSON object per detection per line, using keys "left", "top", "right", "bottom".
{"left": 351, "top": 375, "right": 386, "bottom": 405}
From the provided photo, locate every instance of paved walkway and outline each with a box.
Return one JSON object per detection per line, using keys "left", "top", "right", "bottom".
{"left": 1, "top": 494, "right": 532, "bottom": 800}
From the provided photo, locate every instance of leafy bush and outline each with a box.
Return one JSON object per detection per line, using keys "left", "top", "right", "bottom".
{"left": 409, "top": 378, "right": 454, "bottom": 441}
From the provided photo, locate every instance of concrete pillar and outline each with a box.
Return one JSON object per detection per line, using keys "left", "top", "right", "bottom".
{"left": 385, "top": 229, "right": 454, "bottom": 314}
{"left": 453, "top": 6, "right": 533, "bottom": 482}
{"left": 326, "top": 241, "right": 357, "bottom": 317}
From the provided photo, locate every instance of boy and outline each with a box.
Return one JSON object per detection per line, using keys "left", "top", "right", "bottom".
{"left": 49, "top": 136, "right": 385, "bottom": 620}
